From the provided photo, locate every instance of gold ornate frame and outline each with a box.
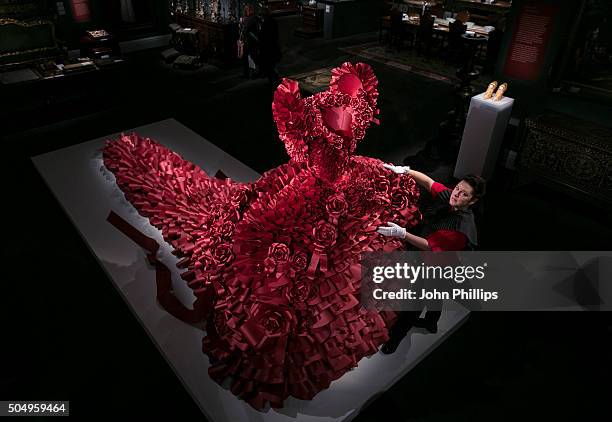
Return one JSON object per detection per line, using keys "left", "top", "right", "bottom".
{"left": 0, "top": 18, "right": 59, "bottom": 59}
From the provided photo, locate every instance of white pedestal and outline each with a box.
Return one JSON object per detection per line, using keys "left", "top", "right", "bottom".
{"left": 32, "top": 119, "right": 469, "bottom": 422}
{"left": 454, "top": 93, "right": 514, "bottom": 180}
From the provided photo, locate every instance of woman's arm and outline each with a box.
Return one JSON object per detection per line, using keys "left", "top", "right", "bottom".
{"left": 404, "top": 231, "right": 431, "bottom": 251}
{"left": 383, "top": 164, "right": 435, "bottom": 192}
{"left": 377, "top": 222, "right": 431, "bottom": 250}
{"left": 405, "top": 169, "right": 435, "bottom": 192}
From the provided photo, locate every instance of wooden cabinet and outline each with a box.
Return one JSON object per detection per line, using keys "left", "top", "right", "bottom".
{"left": 175, "top": 14, "right": 238, "bottom": 66}
{"left": 302, "top": 6, "right": 323, "bottom": 32}
{"left": 517, "top": 113, "right": 612, "bottom": 205}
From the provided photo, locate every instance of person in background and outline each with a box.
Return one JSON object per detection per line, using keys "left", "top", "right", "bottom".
{"left": 377, "top": 163, "right": 486, "bottom": 353}
{"left": 257, "top": 6, "right": 281, "bottom": 87}
{"left": 238, "top": 3, "right": 260, "bottom": 78}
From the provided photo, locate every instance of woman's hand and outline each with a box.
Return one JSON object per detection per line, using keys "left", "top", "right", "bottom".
{"left": 384, "top": 163, "right": 435, "bottom": 192}
{"left": 377, "top": 222, "right": 407, "bottom": 239}
{"left": 378, "top": 222, "right": 431, "bottom": 250}
{"left": 383, "top": 163, "right": 411, "bottom": 175}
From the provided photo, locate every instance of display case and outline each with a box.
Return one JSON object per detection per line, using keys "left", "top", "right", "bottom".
{"left": 170, "top": 1, "right": 239, "bottom": 65}
{"left": 170, "top": 0, "right": 239, "bottom": 23}
{"left": 319, "top": 0, "right": 384, "bottom": 39}
{"left": 174, "top": 13, "right": 238, "bottom": 65}
{"left": 295, "top": 4, "right": 324, "bottom": 38}
{"left": 79, "top": 29, "right": 121, "bottom": 60}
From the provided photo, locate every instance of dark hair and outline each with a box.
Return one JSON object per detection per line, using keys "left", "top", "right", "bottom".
{"left": 461, "top": 174, "right": 486, "bottom": 199}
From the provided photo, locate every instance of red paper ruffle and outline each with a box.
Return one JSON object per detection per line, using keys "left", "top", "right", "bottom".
{"left": 103, "top": 62, "right": 422, "bottom": 410}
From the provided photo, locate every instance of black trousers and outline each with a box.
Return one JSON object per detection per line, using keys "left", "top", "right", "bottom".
{"left": 389, "top": 307, "right": 442, "bottom": 339}
{"left": 389, "top": 311, "right": 421, "bottom": 339}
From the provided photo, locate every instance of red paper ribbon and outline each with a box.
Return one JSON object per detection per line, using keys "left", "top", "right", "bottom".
{"left": 107, "top": 211, "right": 211, "bottom": 328}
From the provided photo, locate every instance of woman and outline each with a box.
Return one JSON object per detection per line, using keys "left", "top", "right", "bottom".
{"left": 378, "top": 164, "right": 485, "bottom": 252}
{"left": 377, "top": 164, "right": 486, "bottom": 353}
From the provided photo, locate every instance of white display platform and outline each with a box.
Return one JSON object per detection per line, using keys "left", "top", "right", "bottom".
{"left": 32, "top": 119, "right": 469, "bottom": 422}
{"left": 454, "top": 92, "right": 514, "bottom": 180}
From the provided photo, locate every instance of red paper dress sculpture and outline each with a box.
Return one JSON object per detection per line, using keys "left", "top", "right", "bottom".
{"left": 103, "top": 62, "right": 421, "bottom": 409}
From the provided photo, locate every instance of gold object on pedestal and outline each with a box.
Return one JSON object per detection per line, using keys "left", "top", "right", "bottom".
{"left": 483, "top": 80, "right": 498, "bottom": 99}
{"left": 494, "top": 82, "right": 508, "bottom": 101}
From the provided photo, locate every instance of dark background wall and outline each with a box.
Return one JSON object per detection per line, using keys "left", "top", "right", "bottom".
{"left": 494, "top": 0, "right": 612, "bottom": 125}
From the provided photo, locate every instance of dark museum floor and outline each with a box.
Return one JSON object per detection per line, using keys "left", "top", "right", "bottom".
{"left": 2, "top": 17, "right": 612, "bottom": 421}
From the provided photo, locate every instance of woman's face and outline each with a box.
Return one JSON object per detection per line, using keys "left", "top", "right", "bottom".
{"left": 450, "top": 180, "right": 476, "bottom": 209}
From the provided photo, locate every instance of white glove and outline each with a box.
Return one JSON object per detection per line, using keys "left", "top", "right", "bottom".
{"left": 377, "top": 222, "right": 407, "bottom": 239}
{"left": 383, "top": 163, "right": 411, "bottom": 174}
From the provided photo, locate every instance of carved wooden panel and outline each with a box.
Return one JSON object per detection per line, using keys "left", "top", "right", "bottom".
{"left": 517, "top": 113, "right": 612, "bottom": 204}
